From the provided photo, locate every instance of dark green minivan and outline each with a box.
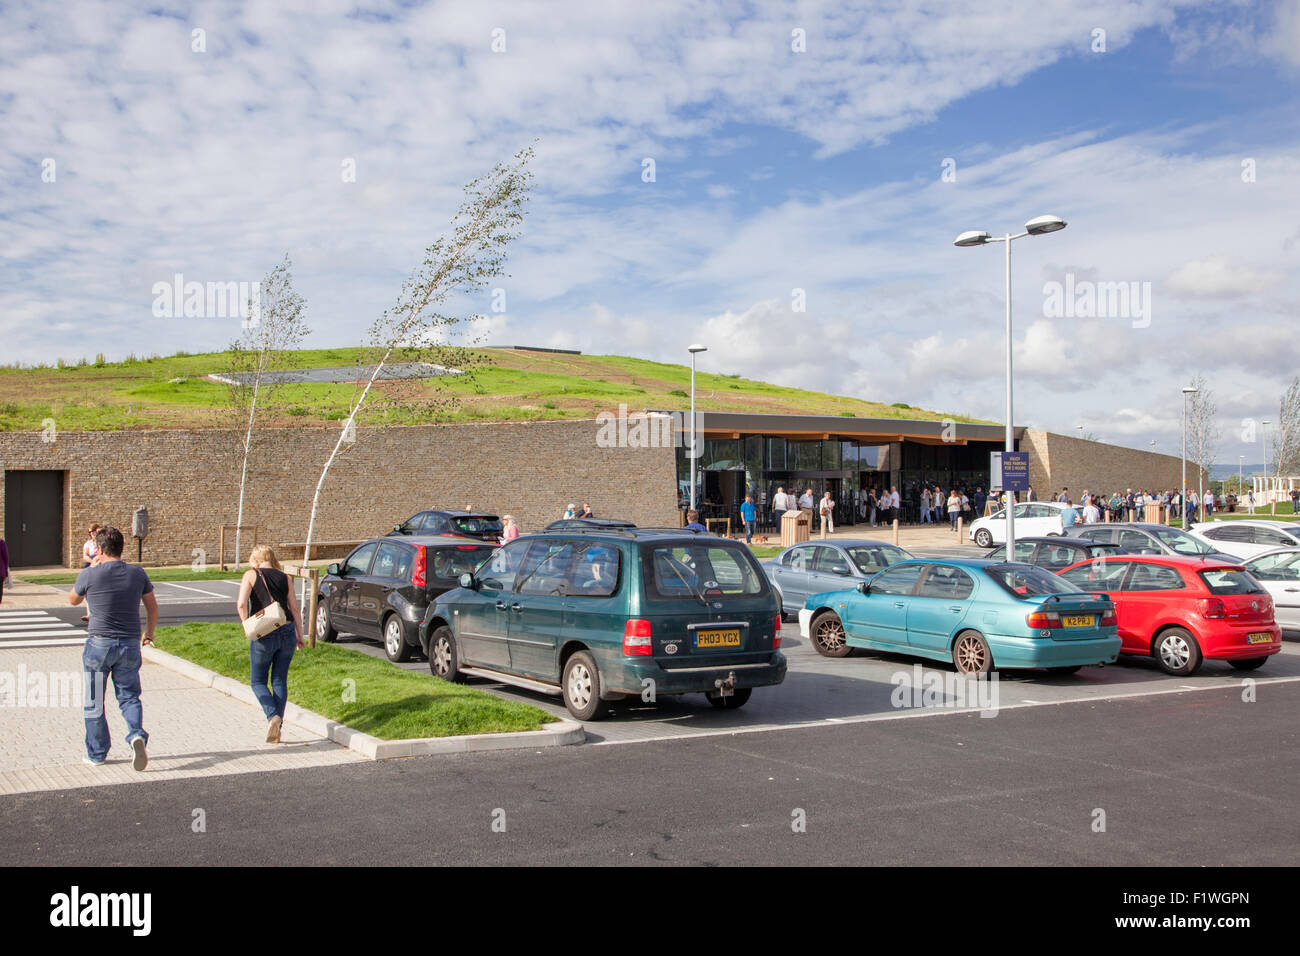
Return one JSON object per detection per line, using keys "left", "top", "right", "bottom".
{"left": 419, "top": 529, "right": 787, "bottom": 719}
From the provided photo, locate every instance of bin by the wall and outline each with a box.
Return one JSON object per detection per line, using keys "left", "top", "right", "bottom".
{"left": 1144, "top": 503, "right": 1166, "bottom": 524}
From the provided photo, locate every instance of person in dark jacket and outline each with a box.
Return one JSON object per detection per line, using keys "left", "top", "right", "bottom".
{"left": 236, "top": 545, "right": 304, "bottom": 743}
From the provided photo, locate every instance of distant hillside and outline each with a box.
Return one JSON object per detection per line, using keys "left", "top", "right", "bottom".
{"left": 0, "top": 347, "right": 991, "bottom": 432}
{"left": 1211, "top": 463, "right": 1265, "bottom": 480}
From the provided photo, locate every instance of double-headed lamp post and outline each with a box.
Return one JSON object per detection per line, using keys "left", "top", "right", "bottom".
{"left": 955, "top": 215, "right": 1067, "bottom": 556}
{"left": 1181, "top": 385, "right": 1198, "bottom": 529}
{"left": 688, "top": 344, "right": 707, "bottom": 513}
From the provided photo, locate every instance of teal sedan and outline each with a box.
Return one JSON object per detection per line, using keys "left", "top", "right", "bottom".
{"left": 797, "top": 558, "right": 1121, "bottom": 675}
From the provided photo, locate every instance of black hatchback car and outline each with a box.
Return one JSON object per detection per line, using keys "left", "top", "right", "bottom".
{"left": 390, "top": 510, "right": 503, "bottom": 543}
{"left": 316, "top": 535, "right": 498, "bottom": 662}
{"left": 986, "top": 536, "right": 1123, "bottom": 572}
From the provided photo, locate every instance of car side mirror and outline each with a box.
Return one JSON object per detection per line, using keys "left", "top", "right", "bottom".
{"left": 459, "top": 572, "right": 477, "bottom": 590}
{"left": 832, "top": 565, "right": 850, "bottom": 576}
{"left": 857, "top": 581, "right": 870, "bottom": 594}
{"left": 326, "top": 563, "right": 340, "bottom": 576}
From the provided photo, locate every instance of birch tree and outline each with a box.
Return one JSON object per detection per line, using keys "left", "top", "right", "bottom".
{"left": 224, "top": 255, "right": 309, "bottom": 568}
{"left": 1185, "top": 373, "right": 1220, "bottom": 505}
{"left": 301, "top": 144, "right": 535, "bottom": 569}
{"left": 1272, "top": 375, "right": 1300, "bottom": 478}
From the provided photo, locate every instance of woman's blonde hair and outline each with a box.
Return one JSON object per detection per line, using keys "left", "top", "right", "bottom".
{"left": 248, "top": 545, "right": 281, "bottom": 570}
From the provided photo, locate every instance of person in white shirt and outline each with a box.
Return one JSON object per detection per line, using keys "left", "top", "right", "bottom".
{"left": 819, "top": 492, "right": 835, "bottom": 537}
{"left": 1083, "top": 500, "right": 1101, "bottom": 524}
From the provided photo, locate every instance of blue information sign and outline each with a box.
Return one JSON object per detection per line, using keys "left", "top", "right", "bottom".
{"left": 991, "top": 451, "right": 1030, "bottom": 492}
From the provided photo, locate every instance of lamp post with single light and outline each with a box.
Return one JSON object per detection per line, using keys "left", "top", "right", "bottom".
{"left": 1262, "top": 419, "right": 1271, "bottom": 513}
{"left": 688, "top": 344, "right": 707, "bottom": 514}
{"left": 1182, "top": 385, "right": 1197, "bottom": 529}
{"left": 955, "top": 215, "right": 1067, "bottom": 555}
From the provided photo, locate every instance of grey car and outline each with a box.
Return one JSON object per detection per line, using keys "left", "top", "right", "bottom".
{"left": 761, "top": 538, "right": 913, "bottom": 618}
{"left": 1070, "top": 523, "right": 1240, "bottom": 564}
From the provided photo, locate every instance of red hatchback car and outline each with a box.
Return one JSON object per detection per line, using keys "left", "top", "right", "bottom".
{"left": 1057, "top": 555, "right": 1281, "bottom": 675}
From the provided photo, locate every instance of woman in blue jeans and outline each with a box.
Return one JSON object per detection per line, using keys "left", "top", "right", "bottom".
{"left": 236, "top": 546, "right": 304, "bottom": 743}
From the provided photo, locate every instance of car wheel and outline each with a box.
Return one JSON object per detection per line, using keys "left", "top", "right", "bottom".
{"left": 706, "top": 687, "right": 752, "bottom": 709}
{"left": 974, "top": 529, "right": 993, "bottom": 548}
{"left": 1228, "top": 656, "right": 1268, "bottom": 671}
{"left": 1153, "top": 627, "right": 1202, "bottom": 676}
{"left": 810, "top": 612, "right": 851, "bottom": 658}
{"left": 562, "top": 650, "right": 610, "bottom": 721}
{"left": 428, "top": 625, "right": 463, "bottom": 682}
{"left": 1047, "top": 665, "right": 1082, "bottom": 675}
{"left": 953, "top": 630, "right": 993, "bottom": 675}
{"left": 383, "top": 614, "right": 412, "bottom": 663}
{"left": 315, "top": 599, "right": 338, "bottom": 643}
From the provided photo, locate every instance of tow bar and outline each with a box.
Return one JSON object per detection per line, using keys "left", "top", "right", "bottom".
{"left": 713, "top": 671, "right": 738, "bottom": 698}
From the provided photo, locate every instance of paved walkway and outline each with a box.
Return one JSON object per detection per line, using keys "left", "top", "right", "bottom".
{"left": 0, "top": 645, "right": 362, "bottom": 795}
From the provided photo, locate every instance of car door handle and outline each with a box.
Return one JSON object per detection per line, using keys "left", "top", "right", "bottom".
{"left": 950, "top": 606, "right": 963, "bottom": 612}
{"left": 510, "top": 603, "right": 522, "bottom": 613}
{"left": 894, "top": 602, "right": 905, "bottom": 608}
{"left": 495, "top": 601, "right": 508, "bottom": 611}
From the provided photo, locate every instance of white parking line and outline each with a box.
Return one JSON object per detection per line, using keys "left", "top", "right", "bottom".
{"left": 156, "top": 581, "right": 236, "bottom": 600}
{"left": 588, "top": 675, "right": 1300, "bottom": 746}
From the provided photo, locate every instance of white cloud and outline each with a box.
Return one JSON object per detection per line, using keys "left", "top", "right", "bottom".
{"left": 1166, "top": 255, "right": 1286, "bottom": 298}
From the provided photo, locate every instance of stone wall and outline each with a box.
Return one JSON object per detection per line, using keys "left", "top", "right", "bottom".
{"left": 1022, "top": 429, "right": 1207, "bottom": 501}
{"left": 0, "top": 421, "right": 679, "bottom": 568}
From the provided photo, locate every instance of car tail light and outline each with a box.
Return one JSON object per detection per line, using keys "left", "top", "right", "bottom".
{"left": 1025, "top": 610, "right": 1062, "bottom": 629}
{"left": 1203, "top": 598, "right": 1227, "bottom": 619}
{"left": 774, "top": 613, "right": 782, "bottom": 649}
{"left": 623, "top": 618, "right": 653, "bottom": 656}
{"left": 1100, "top": 609, "right": 1117, "bottom": 627}
{"left": 412, "top": 547, "right": 427, "bottom": 588}
{"left": 455, "top": 545, "right": 479, "bottom": 550}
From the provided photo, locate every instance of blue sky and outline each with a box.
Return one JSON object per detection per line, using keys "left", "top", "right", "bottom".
{"left": 1, "top": 0, "right": 1297, "bottom": 466}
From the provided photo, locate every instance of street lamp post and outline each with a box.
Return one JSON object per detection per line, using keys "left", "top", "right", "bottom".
{"left": 955, "top": 215, "right": 1067, "bottom": 555}
{"left": 688, "top": 344, "right": 707, "bottom": 515}
{"left": 1262, "top": 419, "right": 1271, "bottom": 514}
{"left": 1181, "top": 385, "right": 1197, "bottom": 529}
{"left": 1239, "top": 455, "right": 1244, "bottom": 503}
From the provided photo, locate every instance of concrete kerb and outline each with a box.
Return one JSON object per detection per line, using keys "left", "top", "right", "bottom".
{"left": 141, "top": 645, "right": 585, "bottom": 759}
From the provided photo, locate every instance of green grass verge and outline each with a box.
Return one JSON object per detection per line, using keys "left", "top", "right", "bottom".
{"left": 152, "top": 623, "right": 556, "bottom": 739}
{"left": 16, "top": 566, "right": 253, "bottom": 586}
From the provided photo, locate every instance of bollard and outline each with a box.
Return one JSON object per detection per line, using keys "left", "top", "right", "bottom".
{"left": 892, "top": 518, "right": 899, "bottom": 546}
{"left": 957, "top": 516, "right": 964, "bottom": 543}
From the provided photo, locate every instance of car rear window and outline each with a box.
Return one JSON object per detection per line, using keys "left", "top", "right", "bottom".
{"left": 642, "top": 543, "right": 767, "bottom": 601}
{"left": 453, "top": 516, "right": 503, "bottom": 535}
{"left": 984, "top": 563, "right": 1083, "bottom": 597}
{"left": 428, "top": 544, "right": 496, "bottom": 582}
{"left": 1199, "top": 568, "right": 1264, "bottom": 595}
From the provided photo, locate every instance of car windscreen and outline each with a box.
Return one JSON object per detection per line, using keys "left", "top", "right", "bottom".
{"left": 983, "top": 563, "right": 1084, "bottom": 598}
{"left": 641, "top": 543, "right": 767, "bottom": 601}
{"left": 845, "top": 545, "right": 909, "bottom": 574}
{"left": 453, "top": 515, "right": 503, "bottom": 535}
{"left": 1150, "top": 527, "right": 1213, "bottom": 555}
{"left": 1199, "top": 568, "right": 1264, "bottom": 595}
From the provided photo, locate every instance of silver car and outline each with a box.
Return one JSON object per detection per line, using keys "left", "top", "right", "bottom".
{"left": 761, "top": 539, "right": 912, "bottom": 618}
{"left": 1242, "top": 547, "right": 1300, "bottom": 634}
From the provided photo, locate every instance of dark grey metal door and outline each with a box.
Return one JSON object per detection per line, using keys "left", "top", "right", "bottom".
{"left": 4, "top": 470, "right": 65, "bottom": 567}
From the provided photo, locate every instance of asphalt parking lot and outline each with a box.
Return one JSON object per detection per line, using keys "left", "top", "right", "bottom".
{"left": 339, "top": 623, "right": 1300, "bottom": 744}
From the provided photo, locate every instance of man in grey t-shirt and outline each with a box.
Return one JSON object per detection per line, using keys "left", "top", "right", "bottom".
{"left": 69, "top": 526, "right": 158, "bottom": 769}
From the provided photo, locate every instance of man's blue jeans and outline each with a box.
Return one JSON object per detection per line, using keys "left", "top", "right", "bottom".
{"left": 744, "top": 520, "right": 755, "bottom": 543}
{"left": 82, "top": 636, "right": 147, "bottom": 762}
{"left": 250, "top": 624, "right": 297, "bottom": 721}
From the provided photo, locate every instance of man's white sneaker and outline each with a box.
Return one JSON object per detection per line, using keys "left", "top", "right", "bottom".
{"left": 83, "top": 757, "right": 105, "bottom": 766}
{"left": 130, "top": 737, "right": 148, "bottom": 771}
{"left": 266, "top": 714, "right": 282, "bottom": 743}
